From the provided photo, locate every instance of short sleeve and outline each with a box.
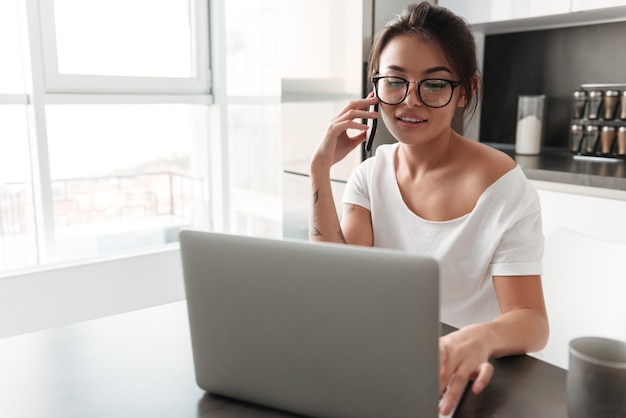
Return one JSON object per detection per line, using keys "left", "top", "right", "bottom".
{"left": 488, "top": 186, "right": 544, "bottom": 277}
{"left": 342, "top": 157, "right": 374, "bottom": 211}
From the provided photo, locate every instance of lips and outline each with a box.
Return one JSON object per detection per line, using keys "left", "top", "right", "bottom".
{"left": 396, "top": 114, "right": 427, "bottom": 125}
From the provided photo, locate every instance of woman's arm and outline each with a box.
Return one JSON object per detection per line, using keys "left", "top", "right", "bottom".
{"left": 310, "top": 177, "right": 374, "bottom": 246}
{"left": 438, "top": 275, "right": 549, "bottom": 415}
{"left": 309, "top": 96, "right": 378, "bottom": 244}
{"left": 309, "top": 169, "right": 345, "bottom": 243}
{"left": 485, "top": 274, "right": 549, "bottom": 356}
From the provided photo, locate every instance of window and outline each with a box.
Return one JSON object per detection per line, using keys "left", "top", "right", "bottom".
{"left": 0, "top": 0, "right": 36, "bottom": 271}
{"left": 0, "top": 0, "right": 25, "bottom": 93}
{"left": 0, "top": 106, "right": 36, "bottom": 271}
{"left": 277, "top": 0, "right": 366, "bottom": 239}
{"left": 44, "top": 103, "right": 209, "bottom": 262}
{"left": 39, "top": 0, "right": 209, "bottom": 93}
{"left": 278, "top": 0, "right": 363, "bottom": 99}
{"left": 0, "top": 0, "right": 211, "bottom": 273}
{"left": 220, "top": 0, "right": 365, "bottom": 239}
{"left": 219, "top": 0, "right": 282, "bottom": 238}
{"left": 1, "top": 0, "right": 367, "bottom": 274}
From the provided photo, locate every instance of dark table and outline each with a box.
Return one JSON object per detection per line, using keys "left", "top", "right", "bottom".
{"left": 0, "top": 302, "right": 567, "bottom": 417}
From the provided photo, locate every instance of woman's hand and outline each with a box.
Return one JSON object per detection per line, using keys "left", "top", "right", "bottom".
{"left": 310, "top": 95, "right": 378, "bottom": 173}
{"left": 438, "top": 324, "right": 494, "bottom": 416}
{"left": 437, "top": 275, "right": 549, "bottom": 416}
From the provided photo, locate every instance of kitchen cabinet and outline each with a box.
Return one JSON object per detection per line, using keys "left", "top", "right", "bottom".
{"left": 533, "top": 184, "right": 626, "bottom": 370}
{"left": 535, "top": 184, "right": 626, "bottom": 244}
{"left": 438, "top": 0, "right": 570, "bottom": 24}
{"left": 440, "top": 0, "right": 626, "bottom": 24}
{"left": 571, "top": 0, "right": 626, "bottom": 11}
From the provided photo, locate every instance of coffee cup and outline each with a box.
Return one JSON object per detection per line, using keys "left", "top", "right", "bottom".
{"left": 567, "top": 336, "right": 626, "bottom": 418}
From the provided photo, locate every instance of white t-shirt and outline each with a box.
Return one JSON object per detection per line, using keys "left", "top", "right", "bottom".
{"left": 343, "top": 143, "right": 544, "bottom": 328}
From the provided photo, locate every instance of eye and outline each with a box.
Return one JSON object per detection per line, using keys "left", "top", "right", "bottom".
{"left": 422, "top": 80, "right": 448, "bottom": 91}
{"left": 384, "top": 78, "right": 406, "bottom": 89}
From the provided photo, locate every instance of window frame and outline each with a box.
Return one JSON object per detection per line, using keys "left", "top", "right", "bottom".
{"left": 37, "top": 0, "right": 211, "bottom": 94}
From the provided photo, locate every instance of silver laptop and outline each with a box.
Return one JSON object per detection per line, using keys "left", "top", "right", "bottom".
{"left": 179, "top": 229, "right": 440, "bottom": 418}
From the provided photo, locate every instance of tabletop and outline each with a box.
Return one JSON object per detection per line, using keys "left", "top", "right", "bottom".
{"left": 0, "top": 301, "right": 567, "bottom": 418}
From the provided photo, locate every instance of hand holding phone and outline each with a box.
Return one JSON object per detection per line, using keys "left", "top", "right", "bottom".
{"left": 365, "top": 103, "right": 379, "bottom": 152}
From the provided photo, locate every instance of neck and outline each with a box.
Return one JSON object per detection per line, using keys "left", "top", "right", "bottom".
{"left": 396, "top": 129, "right": 459, "bottom": 179}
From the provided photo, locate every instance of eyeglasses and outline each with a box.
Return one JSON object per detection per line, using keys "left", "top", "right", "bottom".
{"left": 372, "top": 76, "right": 461, "bottom": 108}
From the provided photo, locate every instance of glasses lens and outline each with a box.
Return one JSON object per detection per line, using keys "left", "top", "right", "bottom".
{"left": 376, "top": 77, "right": 408, "bottom": 105}
{"left": 419, "top": 79, "right": 453, "bottom": 108}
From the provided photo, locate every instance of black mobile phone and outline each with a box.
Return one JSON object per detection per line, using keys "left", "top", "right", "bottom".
{"left": 365, "top": 103, "right": 378, "bottom": 152}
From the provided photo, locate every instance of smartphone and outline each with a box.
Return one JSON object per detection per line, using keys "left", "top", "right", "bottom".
{"left": 365, "top": 103, "right": 379, "bottom": 152}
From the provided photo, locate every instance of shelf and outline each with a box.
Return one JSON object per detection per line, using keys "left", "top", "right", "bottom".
{"left": 485, "top": 143, "right": 626, "bottom": 192}
{"left": 471, "top": 5, "right": 626, "bottom": 35}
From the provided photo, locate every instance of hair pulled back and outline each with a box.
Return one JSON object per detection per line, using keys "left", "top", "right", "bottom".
{"left": 368, "top": 2, "right": 480, "bottom": 118}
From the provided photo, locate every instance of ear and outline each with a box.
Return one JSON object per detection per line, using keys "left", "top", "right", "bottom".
{"left": 457, "top": 75, "right": 479, "bottom": 108}
{"left": 457, "top": 92, "right": 468, "bottom": 108}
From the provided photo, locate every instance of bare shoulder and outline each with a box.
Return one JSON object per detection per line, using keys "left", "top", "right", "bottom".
{"left": 456, "top": 138, "right": 517, "bottom": 189}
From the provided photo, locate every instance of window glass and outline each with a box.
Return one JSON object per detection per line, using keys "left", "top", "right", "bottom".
{"left": 45, "top": 104, "right": 209, "bottom": 262}
{"left": 228, "top": 104, "right": 282, "bottom": 238}
{"left": 281, "top": 101, "right": 361, "bottom": 240}
{"left": 0, "top": 0, "right": 25, "bottom": 93}
{"left": 224, "top": 0, "right": 280, "bottom": 97}
{"left": 222, "top": 0, "right": 281, "bottom": 238}
{"left": 278, "top": 0, "right": 362, "bottom": 96}
{"left": 52, "top": 0, "right": 194, "bottom": 78}
{"left": 0, "top": 106, "right": 37, "bottom": 271}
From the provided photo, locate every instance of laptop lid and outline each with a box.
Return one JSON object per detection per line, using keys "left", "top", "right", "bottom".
{"left": 180, "top": 229, "right": 440, "bottom": 418}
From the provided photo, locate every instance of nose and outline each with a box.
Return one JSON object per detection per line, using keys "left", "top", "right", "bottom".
{"left": 404, "top": 81, "right": 424, "bottom": 107}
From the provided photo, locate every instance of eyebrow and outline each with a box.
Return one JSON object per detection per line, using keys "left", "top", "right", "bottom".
{"left": 381, "top": 65, "right": 453, "bottom": 75}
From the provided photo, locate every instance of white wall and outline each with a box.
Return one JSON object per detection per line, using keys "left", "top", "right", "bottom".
{"left": 0, "top": 245, "right": 185, "bottom": 338}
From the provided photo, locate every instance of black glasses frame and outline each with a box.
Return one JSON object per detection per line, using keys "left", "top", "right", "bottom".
{"left": 372, "top": 76, "right": 461, "bottom": 108}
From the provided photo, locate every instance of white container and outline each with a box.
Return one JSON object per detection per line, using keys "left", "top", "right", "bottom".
{"left": 515, "top": 95, "right": 545, "bottom": 155}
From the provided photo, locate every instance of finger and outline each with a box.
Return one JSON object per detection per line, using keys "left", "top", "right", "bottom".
{"left": 329, "top": 109, "right": 378, "bottom": 126}
{"left": 470, "top": 362, "right": 494, "bottom": 394}
{"left": 328, "top": 120, "right": 369, "bottom": 139}
{"left": 438, "top": 343, "right": 454, "bottom": 395}
{"left": 329, "top": 125, "right": 368, "bottom": 158}
{"left": 335, "top": 97, "right": 379, "bottom": 117}
{"left": 345, "top": 129, "right": 367, "bottom": 144}
{"left": 438, "top": 344, "right": 446, "bottom": 395}
{"left": 361, "top": 94, "right": 379, "bottom": 111}
{"left": 333, "top": 108, "right": 378, "bottom": 126}
{"left": 439, "top": 373, "right": 465, "bottom": 416}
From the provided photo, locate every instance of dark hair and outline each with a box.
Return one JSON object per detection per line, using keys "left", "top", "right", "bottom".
{"left": 368, "top": 2, "right": 481, "bottom": 118}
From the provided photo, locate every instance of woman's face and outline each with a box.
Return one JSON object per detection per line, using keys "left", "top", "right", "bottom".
{"left": 376, "top": 34, "right": 466, "bottom": 147}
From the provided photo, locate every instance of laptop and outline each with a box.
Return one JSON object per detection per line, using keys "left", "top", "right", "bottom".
{"left": 179, "top": 229, "right": 441, "bottom": 418}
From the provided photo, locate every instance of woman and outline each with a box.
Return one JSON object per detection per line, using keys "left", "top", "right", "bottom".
{"left": 309, "top": 2, "right": 549, "bottom": 415}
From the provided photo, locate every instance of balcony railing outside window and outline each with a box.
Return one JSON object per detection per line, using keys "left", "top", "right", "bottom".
{"left": 0, "top": 172, "right": 203, "bottom": 271}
